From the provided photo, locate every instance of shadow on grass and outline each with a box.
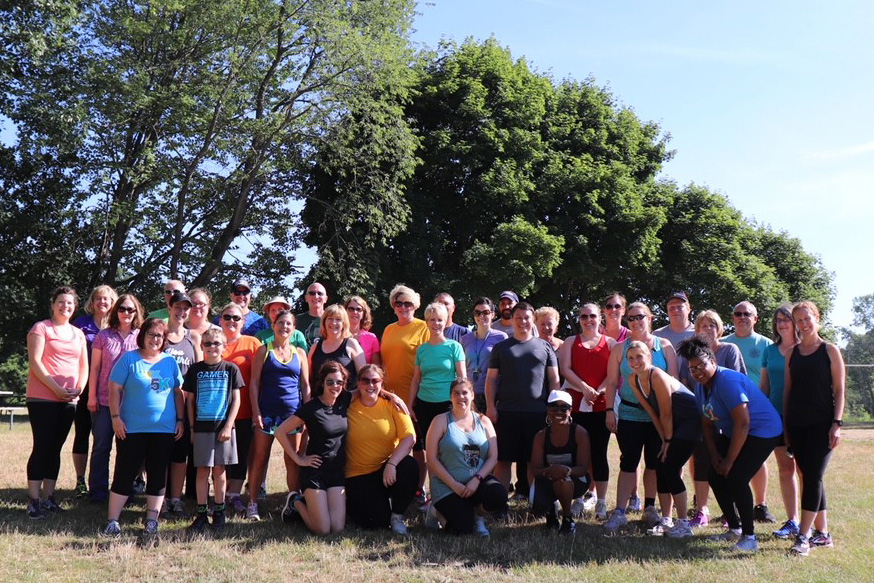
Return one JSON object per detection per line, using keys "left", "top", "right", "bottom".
{"left": 0, "top": 489, "right": 755, "bottom": 567}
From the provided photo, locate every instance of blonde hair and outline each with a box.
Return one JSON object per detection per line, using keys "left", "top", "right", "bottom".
{"left": 84, "top": 285, "right": 119, "bottom": 316}
{"left": 319, "top": 304, "right": 351, "bottom": 339}
{"left": 201, "top": 328, "right": 227, "bottom": 344}
{"left": 695, "top": 310, "right": 724, "bottom": 337}
{"left": 389, "top": 284, "right": 421, "bottom": 309}
{"left": 534, "top": 306, "right": 559, "bottom": 323}
{"left": 423, "top": 302, "right": 448, "bottom": 321}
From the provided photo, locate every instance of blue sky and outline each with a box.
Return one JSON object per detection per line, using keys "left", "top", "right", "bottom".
{"left": 411, "top": 0, "right": 874, "bottom": 329}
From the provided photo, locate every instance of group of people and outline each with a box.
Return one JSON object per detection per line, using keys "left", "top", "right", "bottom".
{"left": 24, "top": 279, "right": 844, "bottom": 555}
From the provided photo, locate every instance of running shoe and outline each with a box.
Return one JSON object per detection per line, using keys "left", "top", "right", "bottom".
{"left": 582, "top": 491, "right": 597, "bottom": 512}
{"left": 604, "top": 509, "right": 628, "bottom": 533}
{"left": 168, "top": 498, "right": 188, "bottom": 519}
{"left": 131, "top": 476, "right": 146, "bottom": 496}
{"left": 790, "top": 534, "right": 810, "bottom": 556}
{"left": 809, "top": 530, "right": 834, "bottom": 548}
{"left": 41, "top": 497, "right": 63, "bottom": 513}
{"left": 74, "top": 477, "right": 88, "bottom": 499}
{"left": 570, "top": 497, "right": 585, "bottom": 518}
{"left": 642, "top": 505, "right": 661, "bottom": 528}
{"left": 559, "top": 516, "right": 576, "bottom": 535}
{"left": 281, "top": 492, "right": 300, "bottom": 524}
{"left": 211, "top": 510, "right": 227, "bottom": 531}
{"left": 647, "top": 516, "right": 673, "bottom": 536}
{"left": 227, "top": 495, "right": 246, "bottom": 516}
{"left": 101, "top": 519, "right": 121, "bottom": 538}
{"left": 689, "top": 509, "right": 710, "bottom": 528}
{"left": 142, "top": 518, "right": 160, "bottom": 546}
{"left": 473, "top": 515, "right": 490, "bottom": 537}
{"left": 594, "top": 499, "right": 608, "bottom": 521}
{"left": 424, "top": 503, "right": 440, "bottom": 530}
{"left": 774, "top": 519, "right": 800, "bottom": 539}
{"left": 188, "top": 513, "right": 209, "bottom": 534}
{"left": 390, "top": 513, "right": 408, "bottom": 535}
{"left": 414, "top": 488, "right": 428, "bottom": 507}
{"left": 667, "top": 519, "right": 694, "bottom": 538}
{"left": 546, "top": 511, "right": 559, "bottom": 531}
{"left": 734, "top": 535, "right": 759, "bottom": 552}
{"left": 27, "top": 499, "right": 46, "bottom": 520}
{"left": 754, "top": 503, "right": 776, "bottom": 523}
{"left": 709, "top": 529, "right": 742, "bottom": 542}
{"left": 246, "top": 501, "right": 261, "bottom": 521}
{"left": 626, "top": 494, "right": 642, "bottom": 513}
{"left": 257, "top": 482, "right": 267, "bottom": 502}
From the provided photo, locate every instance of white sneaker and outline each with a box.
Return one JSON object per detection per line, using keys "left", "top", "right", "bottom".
{"left": 626, "top": 495, "right": 642, "bottom": 512}
{"left": 246, "top": 501, "right": 260, "bottom": 521}
{"left": 390, "top": 513, "right": 408, "bottom": 535}
{"left": 570, "top": 497, "right": 585, "bottom": 518}
{"left": 604, "top": 509, "right": 628, "bottom": 533}
{"left": 642, "top": 505, "right": 661, "bottom": 528}
{"left": 709, "top": 528, "right": 742, "bottom": 542}
{"left": 734, "top": 535, "right": 759, "bottom": 552}
{"left": 647, "top": 516, "right": 674, "bottom": 536}
{"left": 424, "top": 504, "right": 440, "bottom": 529}
{"left": 473, "top": 515, "right": 489, "bottom": 537}
{"left": 595, "top": 499, "right": 608, "bottom": 521}
{"left": 667, "top": 519, "right": 693, "bottom": 538}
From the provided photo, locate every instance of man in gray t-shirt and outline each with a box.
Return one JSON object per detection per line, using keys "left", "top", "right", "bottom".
{"left": 486, "top": 302, "right": 559, "bottom": 495}
{"left": 653, "top": 291, "right": 695, "bottom": 349}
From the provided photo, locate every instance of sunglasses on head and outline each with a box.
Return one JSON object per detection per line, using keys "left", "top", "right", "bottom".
{"left": 222, "top": 314, "right": 242, "bottom": 322}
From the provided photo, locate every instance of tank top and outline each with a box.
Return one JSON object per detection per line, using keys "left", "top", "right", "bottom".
{"left": 311, "top": 338, "right": 356, "bottom": 388}
{"left": 164, "top": 329, "right": 197, "bottom": 376}
{"left": 569, "top": 335, "right": 610, "bottom": 413}
{"left": 787, "top": 343, "right": 834, "bottom": 427}
{"left": 259, "top": 343, "right": 302, "bottom": 417}
{"left": 430, "top": 411, "right": 489, "bottom": 504}
{"left": 542, "top": 422, "right": 578, "bottom": 467}
{"left": 618, "top": 338, "right": 667, "bottom": 422}
{"left": 634, "top": 370, "right": 701, "bottom": 441}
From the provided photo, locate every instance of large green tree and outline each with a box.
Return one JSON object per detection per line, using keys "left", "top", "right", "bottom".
{"left": 842, "top": 294, "right": 874, "bottom": 418}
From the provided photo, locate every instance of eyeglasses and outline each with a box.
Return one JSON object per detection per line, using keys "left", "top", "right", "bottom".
{"left": 733, "top": 311, "right": 753, "bottom": 318}
{"left": 164, "top": 289, "right": 180, "bottom": 296}
{"left": 232, "top": 289, "right": 250, "bottom": 296}
{"left": 346, "top": 306, "right": 364, "bottom": 313}
{"left": 358, "top": 377, "right": 381, "bottom": 385}
{"left": 307, "top": 290, "right": 325, "bottom": 296}
{"left": 324, "top": 379, "right": 346, "bottom": 387}
{"left": 191, "top": 302, "right": 207, "bottom": 309}
{"left": 394, "top": 301, "right": 414, "bottom": 309}
{"left": 202, "top": 341, "right": 222, "bottom": 348}
{"left": 547, "top": 404, "right": 571, "bottom": 412}
{"left": 627, "top": 314, "right": 647, "bottom": 322}
{"left": 689, "top": 359, "right": 712, "bottom": 373}
{"left": 222, "top": 314, "right": 242, "bottom": 322}
{"left": 146, "top": 332, "right": 165, "bottom": 340}
{"left": 474, "top": 309, "right": 492, "bottom": 317}
{"left": 117, "top": 306, "right": 136, "bottom": 314}
{"left": 605, "top": 303, "right": 623, "bottom": 310}
{"left": 578, "top": 313, "right": 599, "bottom": 320}
{"left": 775, "top": 316, "right": 793, "bottom": 324}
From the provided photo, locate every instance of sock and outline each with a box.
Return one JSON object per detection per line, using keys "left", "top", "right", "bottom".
{"left": 644, "top": 497, "right": 656, "bottom": 508}
{"left": 197, "top": 504, "right": 208, "bottom": 515}
{"left": 214, "top": 503, "right": 225, "bottom": 513}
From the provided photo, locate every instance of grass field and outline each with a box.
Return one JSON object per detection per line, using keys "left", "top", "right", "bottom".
{"left": 0, "top": 420, "right": 871, "bottom": 583}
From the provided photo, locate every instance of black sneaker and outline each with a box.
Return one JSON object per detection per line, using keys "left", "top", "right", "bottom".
{"left": 26, "top": 499, "right": 46, "bottom": 520}
{"left": 74, "top": 477, "right": 88, "bottom": 499}
{"left": 281, "top": 492, "right": 300, "bottom": 524}
{"left": 211, "top": 510, "right": 227, "bottom": 531}
{"left": 188, "top": 513, "right": 209, "bottom": 534}
{"left": 545, "top": 512, "right": 559, "bottom": 531}
{"left": 141, "top": 518, "right": 160, "bottom": 547}
{"left": 559, "top": 516, "right": 576, "bottom": 535}
{"left": 41, "top": 497, "right": 64, "bottom": 513}
{"left": 754, "top": 504, "right": 776, "bottom": 523}
{"left": 101, "top": 519, "right": 122, "bottom": 538}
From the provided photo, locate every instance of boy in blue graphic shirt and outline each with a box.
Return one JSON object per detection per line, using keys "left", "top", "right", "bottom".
{"left": 183, "top": 328, "right": 243, "bottom": 531}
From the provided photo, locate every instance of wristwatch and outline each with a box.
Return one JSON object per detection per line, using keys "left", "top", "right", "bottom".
{"left": 832, "top": 419, "right": 844, "bottom": 427}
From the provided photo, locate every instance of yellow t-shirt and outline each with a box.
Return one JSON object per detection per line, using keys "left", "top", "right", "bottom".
{"left": 381, "top": 318, "right": 429, "bottom": 403}
{"left": 346, "top": 397, "right": 416, "bottom": 478}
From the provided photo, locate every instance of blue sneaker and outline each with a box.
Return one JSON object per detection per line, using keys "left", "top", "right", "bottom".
{"left": 774, "top": 519, "right": 799, "bottom": 539}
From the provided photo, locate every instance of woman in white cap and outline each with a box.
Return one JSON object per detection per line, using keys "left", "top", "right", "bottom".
{"left": 528, "top": 390, "right": 591, "bottom": 534}
{"left": 255, "top": 296, "right": 309, "bottom": 351}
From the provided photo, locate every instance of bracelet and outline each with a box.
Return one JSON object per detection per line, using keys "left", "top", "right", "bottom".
{"left": 110, "top": 414, "right": 120, "bottom": 419}
{"left": 386, "top": 462, "right": 396, "bottom": 467}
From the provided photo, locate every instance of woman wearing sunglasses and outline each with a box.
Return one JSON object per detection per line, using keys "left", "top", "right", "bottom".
{"left": 246, "top": 309, "right": 310, "bottom": 521}
{"left": 219, "top": 302, "right": 264, "bottom": 514}
{"left": 460, "top": 297, "right": 508, "bottom": 413}
{"left": 528, "top": 390, "right": 591, "bottom": 534}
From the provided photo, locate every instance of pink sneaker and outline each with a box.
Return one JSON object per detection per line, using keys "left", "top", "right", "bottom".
{"left": 689, "top": 509, "right": 710, "bottom": 528}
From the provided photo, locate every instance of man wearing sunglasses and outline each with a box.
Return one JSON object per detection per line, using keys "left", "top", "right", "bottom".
{"left": 147, "top": 279, "right": 186, "bottom": 321}
{"left": 226, "top": 279, "right": 268, "bottom": 337}
{"left": 296, "top": 282, "right": 327, "bottom": 346}
{"left": 723, "top": 300, "right": 777, "bottom": 524}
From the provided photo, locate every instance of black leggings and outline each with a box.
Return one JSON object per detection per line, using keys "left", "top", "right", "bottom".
{"left": 656, "top": 438, "right": 697, "bottom": 495}
{"left": 709, "top": 433, "right": 779, "bottom": 536}
{"left": 413, "top": 399, "right": 451, "bottom": 451}
{"left": 72, "top": 387, "right": 92, "bottom": 456}
{"left": 616, "top": 418, "right": 660, "bottom": 473}
{"left": 434, "top": 475, "right": 507, "bottom": 534}
{"left": 346, "top": 456, "right": 420, "bottom": 529}
{"left": 111, "top": 433, "right": 176, "bottom": 497}
{"left": 788, "top": 423, "right": 833, "bottom": 513}
{"left": 573, "top": 411, "right": 610, "bottom": 482}
{"left": 26, "top": 401, "right": 75, "bottom": 482}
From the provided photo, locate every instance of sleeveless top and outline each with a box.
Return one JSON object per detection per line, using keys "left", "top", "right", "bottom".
{"left": 618, "top": 338, "right": 668, "bottom": 422}
{"left": 430, "top": 411, "right": 489, "bottom": 504}
{"left": 634, "top": 370, "right": 701, "bottom": 441}
{"left": 164, "top": 329, "right": 197, "bottom": 376}
{"left": 569, "top": 335, "right": 610, "bottom": 413}
{"left": 311, "top": 338, "right": 356, "bottom": 388}
{"left": 787, "top": 343, "right": 834, "bottom": 427}
{"left": 259, "top": 342, "right": 302, "bottom": 417}
{"left": 542, "top": 422, "right": 578, "bottom": 467}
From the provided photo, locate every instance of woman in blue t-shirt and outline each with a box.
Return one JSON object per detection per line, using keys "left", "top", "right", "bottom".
{"left": 102, "top": 317, "right": 184, "bottom": 540}
{"left": 677, "top": 334, "right": 781, "bottom": 552}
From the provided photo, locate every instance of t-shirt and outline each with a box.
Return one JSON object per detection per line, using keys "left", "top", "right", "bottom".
{"left": 26, "top": 320, "right": 87, "bottom": 402}
{"left": 254, "top": 328, "right": 308, "bottom": 352}
{"left": 183, "top": 360, "right": 243, "bottom": 433}
{"left": 222, "top": 335, "right": 262, "bottom": 419}
{"left": 109, "top": 351, "right": 183, "bottom": 434}
{"left": 295, "top": 390, "right": 352, "bottom": 476}
{"left": 164, "top": 329, "right": 198, "bottom": 376}
{"left": 653, "top": 323, "right": 695, "bottom": 349}
{"left": 444, "top": 323, "right": 470, "bottom": 342}
{"left": 693, "top": 366, "right": 782, "bottom": 439}
{"left": 92, "top": 327, "right": 140, "bottom": 406}
{"left": 212, "top": 311, "right": 269, "bottom": 338}
{"left": 146, "top": 307, "right": 170, "bottom": 321}
{"left": 346, "top": 397, "right": 415, "bottom": 477}
{"left": 72, "top": 315, "right": 100, "bottom": 350}
{"left": 488, "top": 337, "right": 557, "bottom": 413}
{"left": 381, "top": 319, "right": 430, "bottom": 404}
{"left": 296, "top": 312, "right": 322, "bottom": 346}
{"left": 415, "top": 340, "right": 465, "bottom": 403}
{"left": 355, "top": 330, "right": 380, "bottom": 364}
{"left": 722, "top": 332, "right": 773, "bottom": 387}
{"left": 761, "top": 343, "right": 787, "bottom": 416}
{"left": 679, "top": 342, "right": 746, "bottom": 390}
{"left": 460, "top": 329, "right": 508, "bottom": 395}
